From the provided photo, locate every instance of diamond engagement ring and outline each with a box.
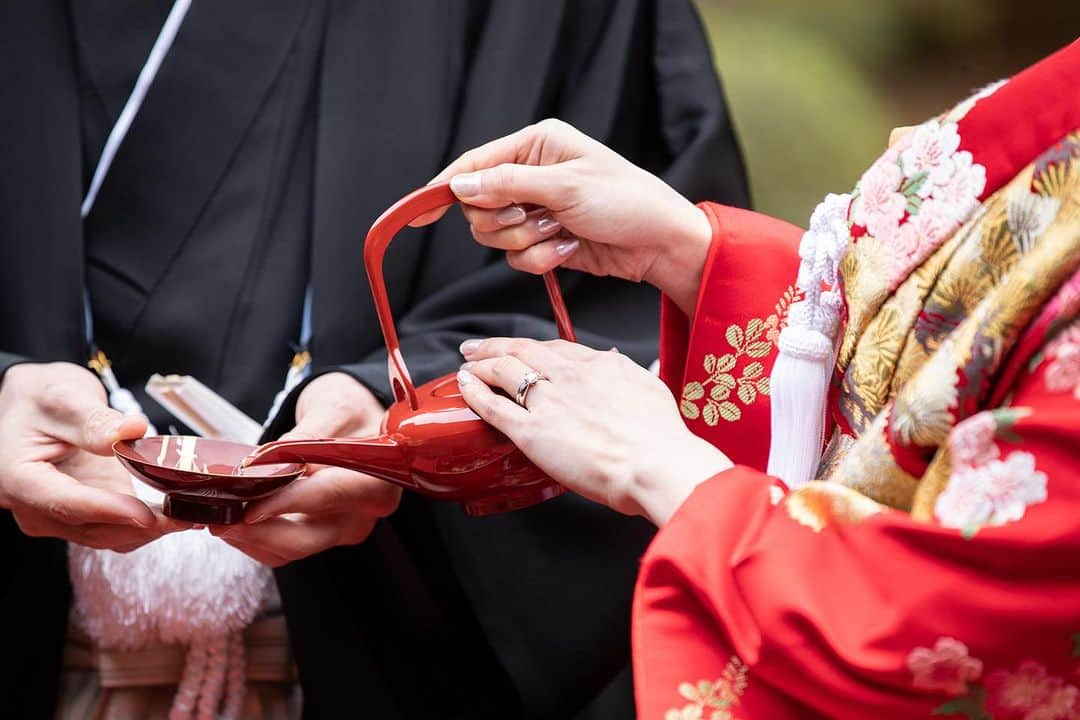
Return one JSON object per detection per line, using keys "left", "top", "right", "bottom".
{"left": 515, "top": 370, "right": 546, "bottom": 408}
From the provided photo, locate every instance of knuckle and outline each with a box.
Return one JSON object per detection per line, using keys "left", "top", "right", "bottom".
{"left": 83, "top": 406, "right": 118, "bottom": 439}
{"left": 493, "top": 355, "right": 519, "bottom": 378}
{"left": 559, "top": 362, "right": 583, "bottom": 383}
{"left": 505, "top": 339, "right": 532, "bottom": 359}
{"left": 36, "top": 382, "right": 80, "bottom": 418}
{"left": 492, "top": 163, "right": 517, "bottom": 194}
{"left": 473, "top": 393, "right": 498, "bottom": 420}
{"left": 504, "top": 228, "right": 532, "bottom": 252}
{"left": 45, "top": 500, "right": 78, "bottom": 526}
{"left": 535, "top": 117, "right": 565, "bottom": 134}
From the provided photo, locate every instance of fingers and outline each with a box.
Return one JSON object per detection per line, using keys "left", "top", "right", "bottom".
{"left": 506, "top": 238, "right": 580, "bottom": 274}
{"left": 214, "top": 512, "right": 377, "bottom": 567}
{"left": 459, "top": 337, "right": 595, "bottom": 364}
{"left": 244, "top": 467, "right": 400, "bottom": 523}
{"left": 411, "top": 123, "right": 543, "bottom": 227}
{"left": 15, "top": 507, "right": 187, "bottom": 549}
{"left": 460, "top": 205, "right": 581, "bottom": 275}
{"left": 459, "top": 204, "right": 529, "bottom": 233}
{"left": 8, "top": 460, "right": 157, "bottom": 528}
{"left": 455, "top": 369, "right": 528, "bottom": 435}
{"left": 448, "top": 162, "right": 579, "bottom": 211}
{"left": 467, "top": 209, "right": 563, "bottom": 250}
{"left": 215, "top": 535, "right": 291, "bottom": 567}
{"left": 461, "top": 355, "right": 548, "bottom": 403}
{"left": 429, "top": 124, "right": 544, "bottom": 186}
{"left": 413, "top": 119, "right": 593, "bottom": 226}
{"left": 289, "top": 373, "right": 384, "bottom": 440}
{"left": 36, "top": 386, "right": 146, "bottom": 455}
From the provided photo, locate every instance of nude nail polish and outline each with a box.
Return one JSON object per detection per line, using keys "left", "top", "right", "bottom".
{"left": 536, "top": 216, "right": 562, "bottom": 235}
{"left": 496, "top": 205, "right": 527, "bottom": 226}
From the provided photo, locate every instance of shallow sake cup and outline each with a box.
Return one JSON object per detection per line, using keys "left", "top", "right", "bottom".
{"left": 113, "top": 436, "right": 305, "bottom": 525}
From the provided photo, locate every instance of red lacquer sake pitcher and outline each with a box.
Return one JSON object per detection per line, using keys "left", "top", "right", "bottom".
{"left": 245, "top": 181, "right": 575, "bottom": 515}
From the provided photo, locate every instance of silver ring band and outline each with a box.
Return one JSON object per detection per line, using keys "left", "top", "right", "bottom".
{"left": 515, "top": 370, "right": 546, "bottom": 408}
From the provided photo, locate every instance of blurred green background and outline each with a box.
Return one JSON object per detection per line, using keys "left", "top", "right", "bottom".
{"left": 695, "top": 0, "right": 1080, "bottom": 224}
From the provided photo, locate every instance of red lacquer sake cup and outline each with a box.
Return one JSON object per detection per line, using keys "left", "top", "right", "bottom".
{"left": 114, "top": 436, "right": 304, "bottom": 525}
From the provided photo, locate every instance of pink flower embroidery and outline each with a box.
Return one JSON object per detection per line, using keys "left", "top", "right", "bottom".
{"left": 986, "top": 661, "right": 1080, "bottom": 720}
{"left": 901, "top": 121, "right": 962, "bottom": 192}
{"left": 936, "top": 150, "right": 987, "bottom": 223}
{"left": 1045, "top": 324, "right": 1080, "bottom": 400}
{"left": 948, "top": 411, "right": 1001, "bottom": 468}
{"left": 853, "top": 158, "right": 906, "bottom": 241}
{"left": 935, "top": 451, "right": 1047, "bottom": 532}
{"left": 907, "top": 637, "right": 984, "bottom": 695}
{"left": 1028, "top": 684, "right": 1080, "bottom": 720}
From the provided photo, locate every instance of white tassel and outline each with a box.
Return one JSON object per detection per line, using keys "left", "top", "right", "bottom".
{"left": 767, "top": 324, "right": 834, "bottom": 488}
{"left": 766, "top": 192, "right": 852, "bottom": 488}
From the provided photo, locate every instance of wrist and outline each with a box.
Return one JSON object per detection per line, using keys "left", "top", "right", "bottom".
{"left": 630, "top": 430, "right": 733, "bottom": 526}
{"left": 642, "top": 203, "right": 712, "bottom": 317}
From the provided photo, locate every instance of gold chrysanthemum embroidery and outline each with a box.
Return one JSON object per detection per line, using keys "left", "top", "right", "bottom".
{"left": 664, "top": 657, "right": 749, "bottom": 720}
{"left": 680, "top": 287, "right": 797, "bottom": 425}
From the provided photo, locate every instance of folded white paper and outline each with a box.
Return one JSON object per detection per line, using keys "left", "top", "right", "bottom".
{"left": 145, "top": 374, "right": 263, "bottom": 444}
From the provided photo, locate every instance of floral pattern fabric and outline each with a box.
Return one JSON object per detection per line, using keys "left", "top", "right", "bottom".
{"left": 907, "top": 637, "right": 1080, "bottom": 719}
{"left": 636, "top": 40, "right": 1080, "bottom": 720}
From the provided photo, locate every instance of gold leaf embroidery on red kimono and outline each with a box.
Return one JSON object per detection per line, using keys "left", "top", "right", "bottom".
{"left": 783, "top": 482, "right": 885, "bottom": 532}
{"left": 679, "top": 286, "right": 798, "bottom": 426}
{"left": 824, "top": 142, "right": 1080, "bottom": 513}
{"left": 907, "top": 635, "right": 1080, "bottom": 718}
{"left": 664, "top": 657, "right": 748, "bottom": 720}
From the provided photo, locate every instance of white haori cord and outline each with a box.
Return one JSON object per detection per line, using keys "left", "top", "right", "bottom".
{"left": 766, "top": 193, "right": 852, "bottom": 489}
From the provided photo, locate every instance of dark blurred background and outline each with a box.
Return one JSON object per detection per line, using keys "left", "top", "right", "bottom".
{"left": 695, "top": 0, "right": 1080, "bottom": 223}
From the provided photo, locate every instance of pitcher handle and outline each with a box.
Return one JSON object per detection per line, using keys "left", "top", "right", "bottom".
{"left": 364, "top": 180, "right": 576, "bottom": 410}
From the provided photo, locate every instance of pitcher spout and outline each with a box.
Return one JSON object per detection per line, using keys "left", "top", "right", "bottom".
{"left": 244, "top": 436, "right": 410, "bottom": 486}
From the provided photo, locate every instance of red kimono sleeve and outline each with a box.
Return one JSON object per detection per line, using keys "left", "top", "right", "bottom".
{"left": 660, "top": 203, "right": 802, "bottom": 471}
{"left": 634, "top": 326, "right": 1080, "bottom": 719}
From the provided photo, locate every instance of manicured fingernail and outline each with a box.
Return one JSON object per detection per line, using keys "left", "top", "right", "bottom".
{"left": 457, "top": 369, "right": 476, "bottom": 386}
{"left": 555, "top": 239, "right": 580, "bottom": 257}
{"left": 496, "top": 205, "right": 527, "bottom": 226}
{"left": 450, "top": 173, "right": 482, "bottom": 197}
{"left": 536, "top": 216, "right": 562, "bottom": 235}
{"left": 460, "top": 339, "right": 482, "bottom": 356}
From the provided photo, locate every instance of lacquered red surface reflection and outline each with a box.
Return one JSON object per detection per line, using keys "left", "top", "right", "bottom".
{"left": 247, "top": 374, "right": 564, "bottom": 516}
{"left": 245, "top": 181, "right": 573, "bottom": 516}
{"left": 114, "top": 437, "right": 304, "bottom": 525}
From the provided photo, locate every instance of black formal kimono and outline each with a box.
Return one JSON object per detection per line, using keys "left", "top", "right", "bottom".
{"left": 0, "top": 1, "right": 749, "bottom": 717}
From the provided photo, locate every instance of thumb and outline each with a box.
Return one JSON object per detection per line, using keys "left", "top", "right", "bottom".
{"left": 38, "top": 391, "right": 147, "bottom": 456}
{"left": 285, "top": 400, "right": 352, "bottom": 441}
{"left": 80, "top": 407, "right": 147, "bottom": 456}
{"left": 287, "top": 374, "right": 384, "bottom": 440}
{"left": 445, "top": 162, "right": 576, "bottom": 211}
